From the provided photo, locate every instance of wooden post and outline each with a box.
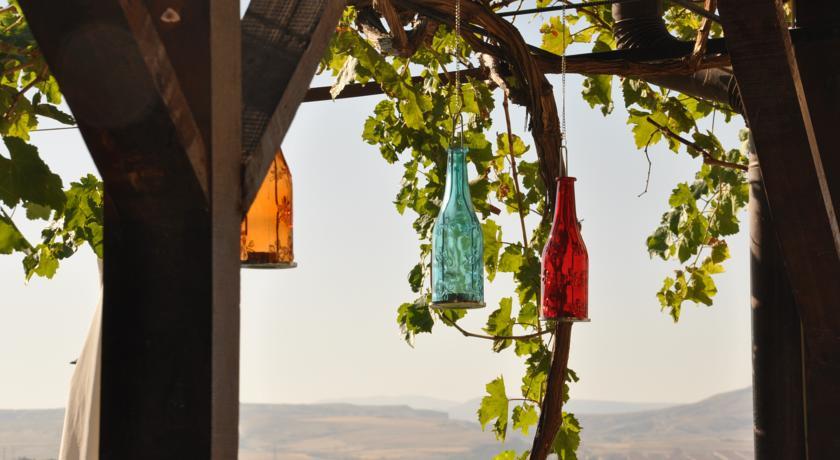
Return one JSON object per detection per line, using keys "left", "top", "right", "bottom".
{"left": 19, "top": 0, "right": 342, "bottom": 456}
{"left": 749, "top": 146, "right": 807, "bottom": 459}
{"left": 719, "top": 0, "right": 840, "bottom": 455}
{"left": 18, "top": 1, "right": 241, "bottom": 458}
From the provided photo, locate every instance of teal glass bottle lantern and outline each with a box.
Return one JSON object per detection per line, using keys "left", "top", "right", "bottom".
{"left": 431, "top": 146, "right": 485, "bottom": 309}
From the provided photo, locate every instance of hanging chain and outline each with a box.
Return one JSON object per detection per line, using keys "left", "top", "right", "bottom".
{"left": 455, "top": 0, "right": 461, "bottom": 97}
{"left": 454, "top": 0, "right": 464, "bottom": 148}
{"left": 560, "top": 3, "right": 569, "bottom": 176}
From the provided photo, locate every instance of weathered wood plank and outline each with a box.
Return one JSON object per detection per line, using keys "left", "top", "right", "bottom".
{"left": 241, "top": 0, "right": 345, "bottom": 208}
{"left": 18, "top": 0, "right": 241, "bottom": 458}
{"left": 718, "top": 0, "right": 840, "bottom": 455}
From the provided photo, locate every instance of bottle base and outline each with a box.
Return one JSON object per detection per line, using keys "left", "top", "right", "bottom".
{"left": 431, "top": 300, "right": 486, "bottom": 310}
{"left": 539, "top": 316, "right": 591, "bottom": 323}
{"left": 241, "top": 261, "right": 298, "bottom": 270}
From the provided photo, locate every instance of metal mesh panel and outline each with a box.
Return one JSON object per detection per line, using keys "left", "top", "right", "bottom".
{"left": 241, "top": 0, "right": 328, "bottom": 153}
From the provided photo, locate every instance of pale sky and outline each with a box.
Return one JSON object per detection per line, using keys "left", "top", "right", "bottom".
{"left": 0, "top": 8, "right": 750, "bottom": 410}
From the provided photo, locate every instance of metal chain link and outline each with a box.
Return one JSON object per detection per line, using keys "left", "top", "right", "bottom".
{"left": 454, "top": 0, "right": 464, "bottom": 148}
{"left": 560, "top": 2, "right": 568, "bottom": 175}
{"left": 455, "top": 0, "right": 461, "bottom": 95}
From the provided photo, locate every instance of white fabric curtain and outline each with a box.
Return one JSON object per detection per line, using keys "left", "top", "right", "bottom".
{"left": 58, "top": 260, "right": 102, "bottom": 460}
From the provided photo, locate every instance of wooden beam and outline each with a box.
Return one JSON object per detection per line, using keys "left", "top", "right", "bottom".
{"left": 718, "top": 0, "right": 840, "bottom": 455}
{"left": 139, "top": 2, "right": 243, "bottom": 456}
{"left": 18, "top": 0, "right": 241, "bottom": 458}
{"left": 796, "top": 0, "right": 840, "bottom": 28}
{"left": 241, "top": 0, "right": 346, "bottom": 209}
{"left": 302, "top": 44, "right": 734, "bottom": 103}
{"left": 790, "top": 4, "right": 840, "bottom": 250}
{"left": 121, "top": 0, "right": 210, "bottom": 197}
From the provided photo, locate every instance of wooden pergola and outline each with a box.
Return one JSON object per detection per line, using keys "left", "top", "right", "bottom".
{"left": 16, "top": 0, "right": 840, "bottom": 458}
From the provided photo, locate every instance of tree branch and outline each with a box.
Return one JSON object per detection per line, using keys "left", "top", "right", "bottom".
{"left": 646, "top": 117, "right": 748, "bottom": 172}
{"left": 440, "top": 315, "right": 551, "bottom": 341}
{"left": 687, "top": 0, "right": 717, "bottom": 70}
{"left": 3, "top": 74, "right": 44, "bottom": 122}
{"left": 372, "top": 0, "right": 410, "bottom": 54}
{"left": 502, "top": 93, "right": 530, "bottom": 254}
{"left": 638, "top": 129, "right": 657, "bottom": 197}
{"left": 530, "top": 322, "right": 573, "bottom": 460}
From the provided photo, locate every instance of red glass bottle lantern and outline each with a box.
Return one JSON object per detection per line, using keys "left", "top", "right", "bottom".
{"left": 541, "top": 177, "right": 589, "bottom": 320}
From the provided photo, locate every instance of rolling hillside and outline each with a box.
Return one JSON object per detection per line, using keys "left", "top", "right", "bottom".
{"left": 578, "top": 388, "right": 753, "bottom": 459}
{"left": 0, "top": 388, "right": 752, "bottom": 460}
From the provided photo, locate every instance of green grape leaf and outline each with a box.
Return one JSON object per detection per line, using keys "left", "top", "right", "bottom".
{"left": 627, "top": 109, "right": 664, "bottom": 149}
{"left": 515, "top": 253, "right": 541, "bottom": 305}
{"left": 478, "top": 376, "right": 509, "bottom": 441}
{"left": 482, "top": 219, "right": 503, "bottom": 281}
{"left": 552, "top": 412, "right": 582, "bottom": 459}
{"left": 540, "top": 16, "right": 573, "bottom": 55}
{"left": 496, "top": 132, "right": 529, "bottom": 158}
{"left": 512, "top": 404, "right": 539, "bottom": 435}
{"left": 581, "top": 75, "right": 614, "bottom": 116}
{"left": 30, "top": 245, "right": 58, "bottom": 279}
{"left": 646, "top": 227, "right": 670, "bottom": 259}
{"left": 408, "top": 263, "right": 424, "bottom": 293}
{"left": 397, "top": 300, "right": 434, "bottom": 345}
{"left": 33, "top": 103, "right": 75, "bottom": 125}
{"left": 493, "top": 451, "right": 529, "bottom": 460}
{"left": 711, "top": 240, "right": 730, "bottom": 264}
{"left": 498, "top": 244, "right": 524, "bottom": 273}
{"left": 484, "top": 297, "right": 515, "bottom": 352}
{"left": 0, "top": 213, "right": 29, "bottom": 254}
{"left": 515, "top": 337, "right": 542, "bottom": 357}
{"left": 0, "top": 137, "right": 65, "bottom": 210}
{"left": 517, "top": 301, "right": 539, "bottom": 329}
{"left": 24, "top": 201, "right": 51, "bottom": 220}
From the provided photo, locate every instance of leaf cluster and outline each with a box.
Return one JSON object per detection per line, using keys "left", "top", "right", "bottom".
{"left": 0, "top": 3, "right": 103, "bottom": 279}
{"left": 533, "top": 2, "right": 747, "bottom": 323}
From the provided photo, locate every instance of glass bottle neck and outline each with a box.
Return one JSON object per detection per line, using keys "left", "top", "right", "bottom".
{"left": 442, "top": 147, "right": 473, "bottom": 205}
{"left": 552, "top": 177, "right": 578, "bottom": 228}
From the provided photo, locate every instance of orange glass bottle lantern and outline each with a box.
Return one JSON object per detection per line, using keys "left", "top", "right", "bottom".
{"left": 240, "top": 149, "right": 296, "bottom": 269}
{"left": 540, "top": 177, "right": 588, "bottom": 320}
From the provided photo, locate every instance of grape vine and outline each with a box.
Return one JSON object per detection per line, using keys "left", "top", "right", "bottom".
{"left": 321, "top": 2, "right": 747, "bottom": 458}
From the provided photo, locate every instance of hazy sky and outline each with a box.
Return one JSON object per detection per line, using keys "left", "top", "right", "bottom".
{"left": 0, "top": 9, "right": 750, "bottom": 409}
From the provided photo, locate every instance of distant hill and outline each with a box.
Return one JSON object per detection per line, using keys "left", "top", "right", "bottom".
{"left": 446, "top": 398, "right": 676, "bottom": 422}
{"left": 326, "top": 395, "right": 676, "bottom": 421}
{"left": 0, "top": 409, "right": 63, "bottom": 460}
{"left": 317, "top": 395, "right": 462, "bottom": 414}
{"left": 239, "top": 404, "right": 528, "bottom": 460}
{"left": 578, "top": 387, "right": 753, "bottom": 459}
{"left": 0, "top": 388, "right": 752, "bottom": 460}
